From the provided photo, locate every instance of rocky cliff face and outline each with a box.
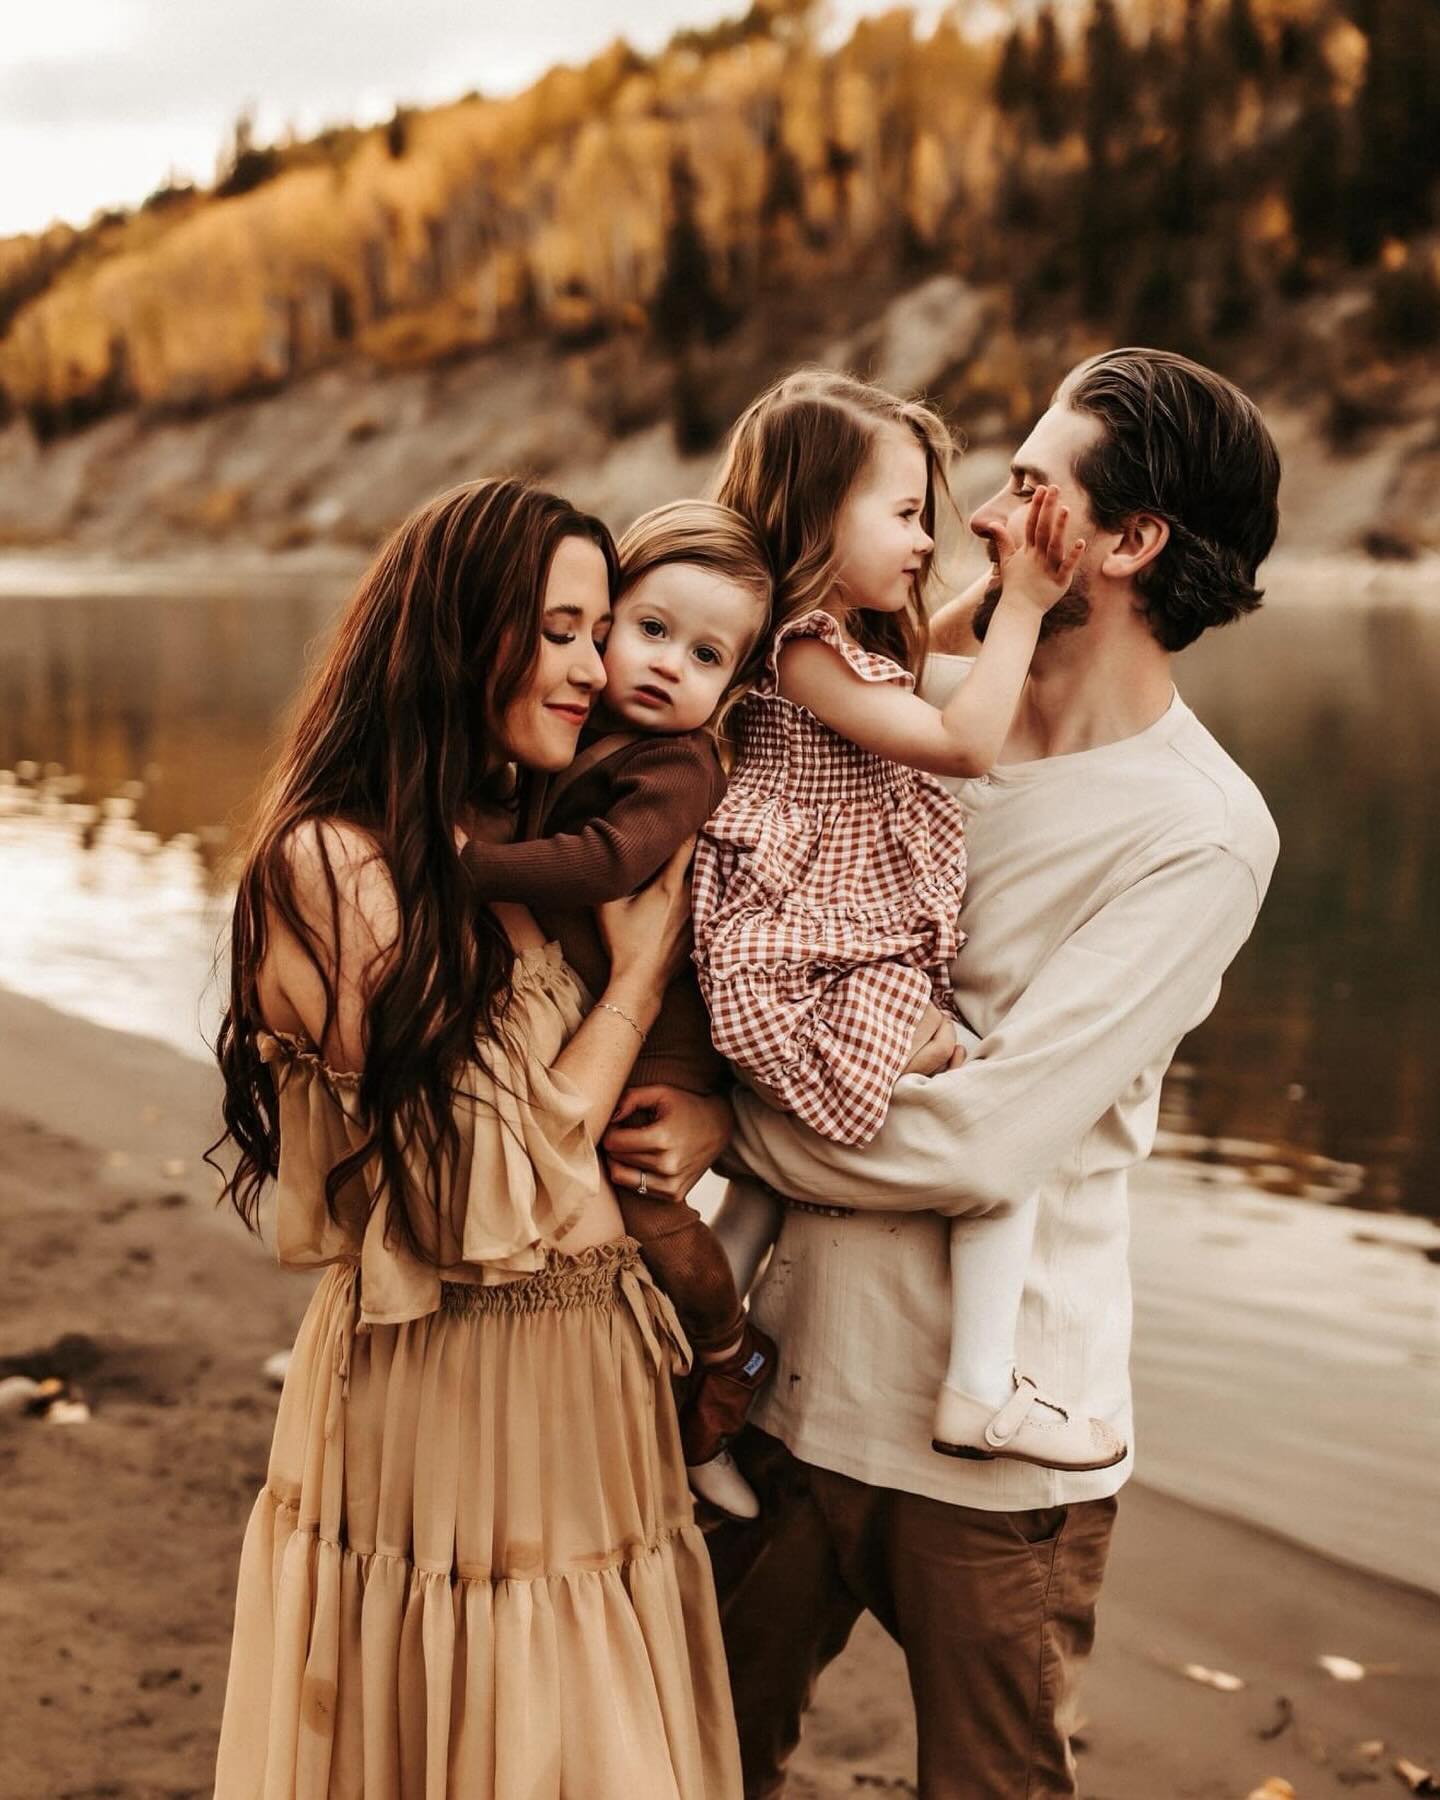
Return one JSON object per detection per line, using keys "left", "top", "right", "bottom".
{"left": 0, "top": 271, "right": 1435, "bottom": 570}
{"left": 4, "top": 4, "right": 1439, "bottom": 567}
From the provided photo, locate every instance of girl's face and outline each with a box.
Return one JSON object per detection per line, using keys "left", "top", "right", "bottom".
{"left": 497, "top": 534, "right": 612, "bottom": 771}
{"left": 833, "top": 426, "right": 934, "bottom": 615}
{"left": 602, "top": 563, "right": 765, "bottom": 734}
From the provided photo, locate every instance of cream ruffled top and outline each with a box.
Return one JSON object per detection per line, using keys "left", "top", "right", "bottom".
{"left": 256, "top": 941, "right": 602, "bottom": 1327}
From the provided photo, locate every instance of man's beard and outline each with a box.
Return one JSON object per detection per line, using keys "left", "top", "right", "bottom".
{"left": 973, "top": 565, "right": 1092, "bottom": 642}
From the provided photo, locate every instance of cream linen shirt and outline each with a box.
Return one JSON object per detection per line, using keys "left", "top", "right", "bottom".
{"left": 729, "top": 657, "right": 1280, "bottom": 1509}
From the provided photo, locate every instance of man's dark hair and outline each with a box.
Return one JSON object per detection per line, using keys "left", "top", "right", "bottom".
{"left": 1062, "top": 348, "right": 1281, "bottom": 652}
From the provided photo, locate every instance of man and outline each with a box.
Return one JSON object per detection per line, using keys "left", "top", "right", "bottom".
{"left": 705, "top": 348, "right": 1282, "bottom": 1798}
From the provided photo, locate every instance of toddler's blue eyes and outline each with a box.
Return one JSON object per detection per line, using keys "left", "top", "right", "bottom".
{"left": 631, "top": 617, "right": 720, "bottom": 666}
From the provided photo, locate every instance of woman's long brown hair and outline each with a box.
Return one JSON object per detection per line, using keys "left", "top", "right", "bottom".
{"left": 210, "top": 478, "right": 618, "bottom": 1256}
{"left": 713, "top": 368, "right": 956, "bottom": 679}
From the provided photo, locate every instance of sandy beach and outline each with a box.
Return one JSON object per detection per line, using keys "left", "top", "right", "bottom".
{"left": 0, "top": 984, "right": 1436, "bottom": 1800}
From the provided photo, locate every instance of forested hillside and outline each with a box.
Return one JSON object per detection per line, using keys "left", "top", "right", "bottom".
{"left": 1, "top": 0, "right": 1436, "bottom": 556}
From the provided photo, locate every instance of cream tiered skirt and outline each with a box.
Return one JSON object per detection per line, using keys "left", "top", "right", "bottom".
{"left": 215, "top": 1242, "right": 741, "bottom": 1798}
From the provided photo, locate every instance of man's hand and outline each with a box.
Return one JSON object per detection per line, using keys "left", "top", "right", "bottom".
{"left": 602, "top": 1085, "right": 735, "bottom": 1204}
{"left": 901, "top": 1002, "right": 959, "bottom": 1077}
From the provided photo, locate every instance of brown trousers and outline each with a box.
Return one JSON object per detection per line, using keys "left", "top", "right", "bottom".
{"left": 705, "top": 1427, "right": 1117, "bottom": 1800}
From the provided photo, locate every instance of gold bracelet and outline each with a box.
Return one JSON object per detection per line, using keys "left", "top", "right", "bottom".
{"left": 596, "top": 999, "right": 647, "bottom": 1043}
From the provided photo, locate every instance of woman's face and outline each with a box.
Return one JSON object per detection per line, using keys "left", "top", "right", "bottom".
{"left": 497, "top": 534, "right": 612, "bottom": 771}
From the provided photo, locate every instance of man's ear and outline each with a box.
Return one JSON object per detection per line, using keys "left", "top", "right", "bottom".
{"left": 1100, "top": 513, "right": 1169, "bottom": 581}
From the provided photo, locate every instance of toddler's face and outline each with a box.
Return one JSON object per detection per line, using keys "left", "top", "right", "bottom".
{"left": 603, "top": 563, "right": 764, "bottom": 734}
{"left": 833, "top": 426, "right": 934, "bottom": 615}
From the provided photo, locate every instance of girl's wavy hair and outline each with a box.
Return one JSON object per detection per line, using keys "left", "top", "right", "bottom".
{"left": 209, "top": 478, "right": 619, "bottom": 1257}
{"left": 711, "top": 368, "right": 957, "bottom": 680}
{"left": 616, "top": 499, "right": 773, "bottom": 764}
{"left": 1061, "top": 348, "right": 1281, "bottom": 652}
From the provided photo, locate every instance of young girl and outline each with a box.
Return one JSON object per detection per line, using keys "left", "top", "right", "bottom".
{"left": 693, "top": 370, "right": 1127, "bottom": 1473}
{"left": 462, "top": 499, "right": 781, "bottom": 1518}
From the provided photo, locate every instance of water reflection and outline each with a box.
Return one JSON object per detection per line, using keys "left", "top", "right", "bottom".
{"left": 1172, "top": 586, "right": 1440, "bottom": 1222}
{"left": 0, "top": 581, "right": 341, "bottom": 858}
{"left": 1, "top": 563, "right": 1437, "bottom": 1221}
{"left": 0, "top": 766, "right": 228, "bottom": 1055}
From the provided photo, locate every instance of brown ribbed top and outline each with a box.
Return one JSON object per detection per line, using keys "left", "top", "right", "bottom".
{"left": 463, "top": 729, "right": 729, "bottom": 1094}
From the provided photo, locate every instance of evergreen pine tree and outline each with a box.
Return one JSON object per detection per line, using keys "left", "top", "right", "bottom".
{"left": 1289, "top": 43, "right": 1343, "bottom": 258}
{"left": 385, "top": 107, "right": 411, "bottom": 159}
{"left": 1031, "top": 8, "right": 1067, "bottom": 146}
{"left": 1160, "top": 0, "right": 1211, "bottom": 235}
{"left": 1128, "top": 241, "right": 1202, "bottom": 356}
{"left": 652, "top": 152, "right": 731, "bottom": 350}
{"left": 761, "top": 126, "right": 806, "bottom": 229}
{"left": 1210, "top": 222, "right": 1260, "bottom": 337}
{"left": 1371, "top": 256, "right": 1440, "bottom": 352}
{"left": 995, "top": 25, "right": 1030, "bottom": 113}
{"left": 1225, "top": 0, "right": 1267, "bottom": 79}
{"left": 215, "top": 107, "right": 281, "bottom": 199}
{"left": 1346, "top": 0, "right": 1440, "bottom": 258}
{"left": 1078, "top": 0, "right": 1131, "bottom": 317}
{"left": 1275, "top": 20, "right": 1306, "bottom": 75}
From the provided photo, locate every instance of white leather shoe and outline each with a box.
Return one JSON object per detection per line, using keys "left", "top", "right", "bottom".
{"left": 932, "top": 1374, "right": 1127, "bottom": 1472}
{"left": 688, "top": 1449, "right": 761, "bottom": 1520}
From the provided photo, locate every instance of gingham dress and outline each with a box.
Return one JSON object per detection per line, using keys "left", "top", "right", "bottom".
{"left": 692, "top": 609, "right": 968, "bottom": 1145}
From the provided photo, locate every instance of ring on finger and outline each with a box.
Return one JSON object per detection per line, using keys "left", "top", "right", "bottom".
{"left": 637, "top": 1171, "right": 648, "bottom": 1197}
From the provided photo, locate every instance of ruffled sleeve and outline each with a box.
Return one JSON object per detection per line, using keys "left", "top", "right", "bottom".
{"left": 765, "top": 608, "right": 916, "bottom": 692}
{"left": 254, "top": 945, "right": 605, "bottom": 1327}
{"left": 451, "top": 1012, "right": 596, "bottom": 1268}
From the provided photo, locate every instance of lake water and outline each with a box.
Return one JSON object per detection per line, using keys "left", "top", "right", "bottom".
{"left": 2, "top": 554, "right": 1437, "bottom": 1221}
{"left": 2, "top": 554, "right": 1438, "bottom": 1590}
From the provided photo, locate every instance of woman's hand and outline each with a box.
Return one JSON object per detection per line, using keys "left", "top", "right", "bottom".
{"left": 602, "top": 1085, "right": 735, "bottom": 1203}
{"left": 598, "top": 838, "right": 696, "bottom": 993}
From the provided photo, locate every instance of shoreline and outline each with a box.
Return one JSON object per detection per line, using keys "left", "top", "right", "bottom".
{"left": 0, "top": 983, "right": 1436, "bottom": 1796}
{"left": 0, "top": 541, "right": 366, "bottom": 598}
{"left": 3, "top": 949, "right": 1433, "bottom": 1595}
{"left": 1, "top": 541, "right": 1438, "bottom": 604}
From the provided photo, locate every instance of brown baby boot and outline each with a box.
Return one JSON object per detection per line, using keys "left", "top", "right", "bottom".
{"left": 682, "top": 1320, "right": 777, "bottom": 1520}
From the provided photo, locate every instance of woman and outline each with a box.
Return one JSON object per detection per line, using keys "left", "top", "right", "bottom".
{"left": 211, "top": 478, "right": 742, "bottom": 1797}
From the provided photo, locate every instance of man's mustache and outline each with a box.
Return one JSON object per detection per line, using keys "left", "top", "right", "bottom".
{"left": 983, "top": 546, "right": 1004, "bottom": 603}
{"left": 971, "top": 541, "right": 1092, "bottom": 644}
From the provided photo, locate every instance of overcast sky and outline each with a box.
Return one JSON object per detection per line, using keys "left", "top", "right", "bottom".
{"left": 0, "top": 0, "right": 955, "bottom": 239}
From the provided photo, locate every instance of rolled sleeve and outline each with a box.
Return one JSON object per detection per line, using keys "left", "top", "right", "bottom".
{"left": 730, "top": 843, "right": 1265, "bottom": 1216}
{"left": 463, "top": 736, "right": 725, "bottom": 907}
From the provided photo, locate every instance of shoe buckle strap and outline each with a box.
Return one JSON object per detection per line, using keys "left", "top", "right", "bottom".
{"left": 982, "top": 1376, "right": 1068, "bottom": 1448}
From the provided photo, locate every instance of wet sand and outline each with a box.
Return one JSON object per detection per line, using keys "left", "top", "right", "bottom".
{"left": 0, "top": 986, "right": 1435, "bottom": 1799}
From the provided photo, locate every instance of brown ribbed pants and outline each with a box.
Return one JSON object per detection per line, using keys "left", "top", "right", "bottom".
{"left": 705, "top": 1427, "right": 1117, "bottom": 1799}
{"left": 618, "top": 1192, "right": 746, "bottom": 1354}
